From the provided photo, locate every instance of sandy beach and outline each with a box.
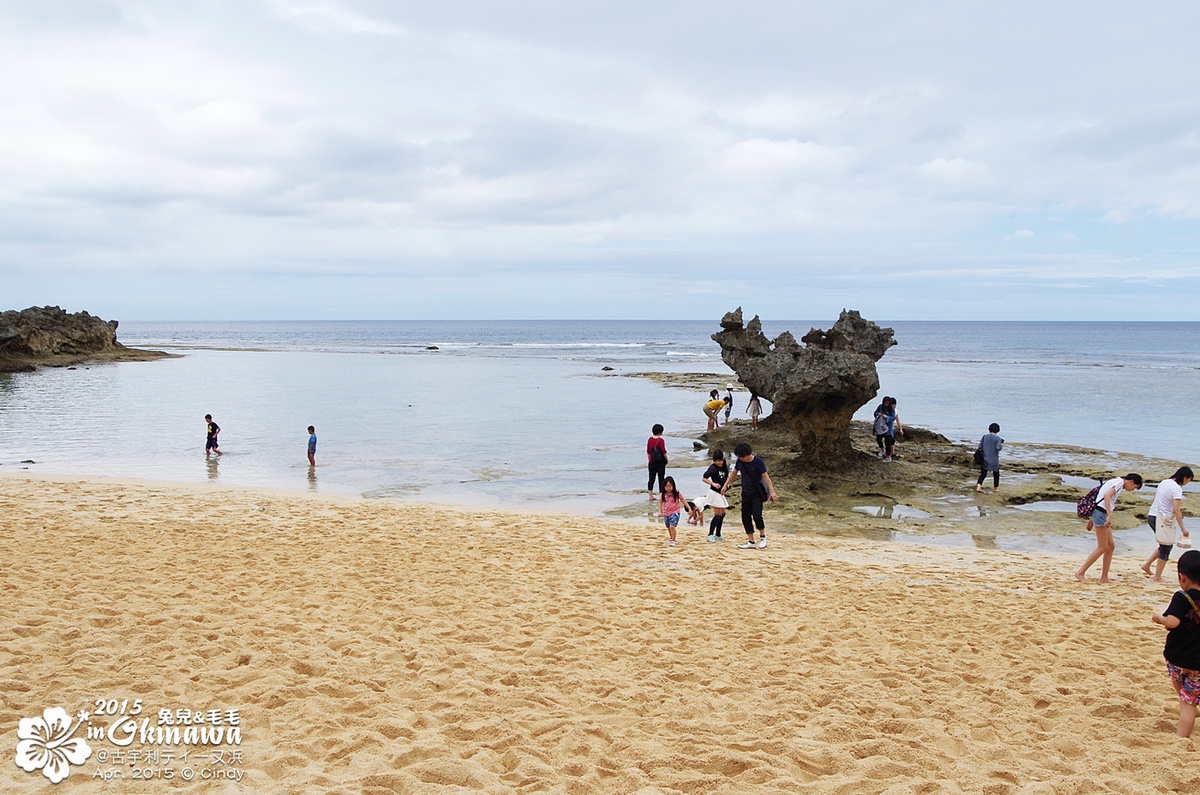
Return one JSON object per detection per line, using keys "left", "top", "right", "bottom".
{"left": 2, "top": 473, "right": 1197, "bottom": 793}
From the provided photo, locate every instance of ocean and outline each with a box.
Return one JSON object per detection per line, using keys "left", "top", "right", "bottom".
{"left": 1, "top": 319, "right": 1196, "bottom": 534}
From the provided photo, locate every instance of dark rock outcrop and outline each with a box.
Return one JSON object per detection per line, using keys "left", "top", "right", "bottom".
{"left": 712, "top": 308, "right": 896, "bottom": 464}
{"left": 0, "top": 306, "right": 168, "bottom": 372}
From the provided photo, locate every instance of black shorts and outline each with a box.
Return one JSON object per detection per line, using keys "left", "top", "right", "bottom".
{"left": 1149, "top": 516, "right": 1174, "bottom": 560}
{"left": 206, "top": 438, "right": 219, "bottom": 450}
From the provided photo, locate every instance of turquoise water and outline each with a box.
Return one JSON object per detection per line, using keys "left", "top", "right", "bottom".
{"left": 1, "top": 320, "right": 1196, "bottom": 523}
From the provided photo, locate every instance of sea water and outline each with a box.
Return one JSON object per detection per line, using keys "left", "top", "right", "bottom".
{"left": 1, "top": 319, "right": 1196, "bottom": 531}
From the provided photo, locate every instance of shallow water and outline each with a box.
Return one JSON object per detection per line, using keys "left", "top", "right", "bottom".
{"left": 852, "top": 504, "right": 933, "bottom": 520}
{"left": 2, "top": 319, "right": 1196, "bottom": 554}
{"left": 1015, "top": 501, "right": 1081, "bottom": 513}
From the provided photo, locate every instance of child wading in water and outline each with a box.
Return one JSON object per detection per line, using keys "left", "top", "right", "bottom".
{"left": 1151, "top": 549, "right": 1200, "bottom": 737}
{"left": 204, "top": 414, "right": 222, "bottom": 456}
{"left": 658, "top": 476, "right": 687, "bottom": 547}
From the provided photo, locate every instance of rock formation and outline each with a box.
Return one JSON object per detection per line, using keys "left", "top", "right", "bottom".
{"left": 712, "top": 308, "right": 895, "bottom": 464}
{"left": 0, "top": 306, "right": 168, "bottom": 372}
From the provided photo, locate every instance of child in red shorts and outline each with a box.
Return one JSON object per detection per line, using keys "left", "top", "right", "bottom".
{"left": 1152, "top": 549, "right": 1200, "bottom": 737}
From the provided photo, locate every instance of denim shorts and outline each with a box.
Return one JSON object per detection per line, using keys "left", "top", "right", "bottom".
{"left": 663, "top": 513, "right": 680, "bottom": 528}
{"left": 1091, "top": 508, "right": 1108, "bottom": 527}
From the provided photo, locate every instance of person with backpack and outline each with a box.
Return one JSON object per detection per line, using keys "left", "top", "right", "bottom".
{"left": 873, "top": 396, "right": 902, "bottom": 461}
{"left": 974, "top": 423, "right": 1004, "bottom": 493}
{"left": 872, "top": 411, "right": 890, "bottom": 456}
{"left": 646, "top": 424, "right": 668, "bottom": 500}
{"left": 1075, "top": 472, "right": 1144, "bottom": 583}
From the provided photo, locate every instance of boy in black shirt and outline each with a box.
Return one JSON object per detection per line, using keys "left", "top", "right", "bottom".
{"left": 205, "top": 414, "right": 222, "bottom": 457}
{"left": 721, "top": 442, "right": 777, "bottom": 549}
{"left": 1152, "top": 549, "right": 1200, "bottom": 737}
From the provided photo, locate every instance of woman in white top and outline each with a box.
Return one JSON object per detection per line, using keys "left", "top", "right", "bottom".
{"left": 1075, "top": 472, "right": 1143, "bottom": 583}
{"left": 1141, "top": 466, "right": 1194, "bottom": 582}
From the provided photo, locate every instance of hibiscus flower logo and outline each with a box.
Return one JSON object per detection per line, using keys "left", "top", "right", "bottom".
{"left": 15, "top": 707, "right": 92, "bottom": 784}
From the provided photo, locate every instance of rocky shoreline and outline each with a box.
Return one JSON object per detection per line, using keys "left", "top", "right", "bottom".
{"left": 0, "top": 306, "right": 172, "bottom": 373}
{"left": 609, "top": 371, "right": 1192, "bottom": 543}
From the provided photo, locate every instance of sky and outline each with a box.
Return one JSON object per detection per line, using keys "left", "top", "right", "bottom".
{"left": 1, "top": 1, "right": 1199, "bottom": 321}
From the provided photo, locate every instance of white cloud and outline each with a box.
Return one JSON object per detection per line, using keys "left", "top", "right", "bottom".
{"left": 722, "top": 138, "right": 855, "bottom": 174}
{"left": 1, "top": 1, "right": 1200, "bottom": 319}
{"left": 917, "top": 157, "right": 990, "bottom": 185}
{"left": 268, "top": 0, "right": 403, "bottom": 35}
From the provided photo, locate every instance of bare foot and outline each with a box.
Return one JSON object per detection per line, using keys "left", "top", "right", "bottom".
{"left": 1098, "top": 577, "right": 1119, "bottom": 584}
{"left": 1141, "top": 564, "right": 1152, "bottom": 576}
{"left": 991, "top": 487, "right": 998, "bottom": 493}
{"left": 1074, "top": 571, "right": 1086, "bottom": 582}
{"left": 1152, "top": 577, "right": 1164, "bottom": 583}
{"left": 975, "top": 485, "right": 984, "bottom": 493}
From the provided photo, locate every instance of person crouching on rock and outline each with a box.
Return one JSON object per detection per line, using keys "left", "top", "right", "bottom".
{"left": 703, "top": 390, "right": 726, "bottom": 431}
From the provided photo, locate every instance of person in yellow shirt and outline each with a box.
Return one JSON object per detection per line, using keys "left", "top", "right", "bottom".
{"left": 703, "top": 390, "right": 726, "bottom": 431}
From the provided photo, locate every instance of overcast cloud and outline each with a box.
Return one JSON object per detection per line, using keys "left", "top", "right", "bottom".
{"left": 1, "top": 1, "right": 1198, "bottom": 320}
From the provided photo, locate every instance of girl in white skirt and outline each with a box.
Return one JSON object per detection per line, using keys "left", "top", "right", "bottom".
{"left": 702, "top": 450, "right": 731, "bottom": 542}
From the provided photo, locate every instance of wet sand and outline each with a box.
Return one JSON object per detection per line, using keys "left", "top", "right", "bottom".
{"left": 2, "top": 473, "right": 1196, "bottom": 793}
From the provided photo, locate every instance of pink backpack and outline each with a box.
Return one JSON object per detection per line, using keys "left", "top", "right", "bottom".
{"left": 1076, "top": 484, "right": 1102, "bottom": 518}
